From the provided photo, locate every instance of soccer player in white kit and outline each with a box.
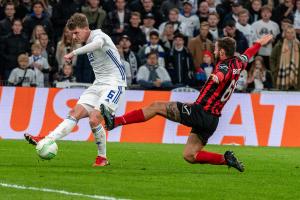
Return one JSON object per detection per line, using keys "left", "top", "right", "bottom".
{"left": 24, "top": 13, "right": 127, "bottom": 167}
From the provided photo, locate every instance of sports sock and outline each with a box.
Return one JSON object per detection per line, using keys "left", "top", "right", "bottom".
{"left": 46, "top": 116, "right": 78, "bottom": 141}
{"left": 195, "top": 151, "right": 226, "bottom": 165}
{"left": 91, "top": 124, "right": 106, "bottom": 157}
{"left": 114, "top": 109, "right": 145, "bottom": 127}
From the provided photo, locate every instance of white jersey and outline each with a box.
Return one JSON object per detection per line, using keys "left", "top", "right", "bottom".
{"left": 73, "top": 29, "right": 127, "bottom": 87}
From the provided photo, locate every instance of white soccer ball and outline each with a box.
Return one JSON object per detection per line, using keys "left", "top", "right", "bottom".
{"left": 36, "top": 138, "right": 58, "bottom": 160}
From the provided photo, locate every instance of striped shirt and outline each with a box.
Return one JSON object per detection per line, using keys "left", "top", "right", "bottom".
{"left": 195, "top": 43, "right": 261, "bottom": 116}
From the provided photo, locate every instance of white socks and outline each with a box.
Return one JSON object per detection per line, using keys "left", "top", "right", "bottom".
{"left": 46, "top": 116, "right": 78, "bottom": 141}
{"left": 91, "top": 124, "right": 106, "bottom": 158}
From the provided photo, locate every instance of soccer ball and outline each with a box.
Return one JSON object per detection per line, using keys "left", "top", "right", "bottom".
{"left": 36, "top": 138, "right": 58, "bottom": 160}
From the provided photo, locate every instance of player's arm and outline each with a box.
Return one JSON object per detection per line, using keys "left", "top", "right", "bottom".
{"left": 64, "top": 36, "right": 104, "bottom": 62}
{"left": 239, "top": 34, "right": 273, "bottom": 64}
{"left": 72, "top": 37, "right": 104, "bottom": 55}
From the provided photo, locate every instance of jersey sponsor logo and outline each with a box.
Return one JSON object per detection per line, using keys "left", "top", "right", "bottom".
{"left": 219, "top": 64, "right": 228, "bottom": 72}
{"left": 182, "top": 104, "right": 191, "bottom": 115}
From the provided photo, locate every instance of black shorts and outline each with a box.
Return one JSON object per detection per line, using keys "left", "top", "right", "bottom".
{"left": 177, "top": 102, "right": 219, "bottom": 145}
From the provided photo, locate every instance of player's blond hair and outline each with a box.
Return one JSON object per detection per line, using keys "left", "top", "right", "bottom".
{"left": 66, "top": 13, "right": 89, "bottom": 30}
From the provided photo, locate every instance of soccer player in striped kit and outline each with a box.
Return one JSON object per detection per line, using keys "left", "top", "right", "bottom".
{"left": 101, "top": 34, "right": 273, "bottom": 172}
{"left": 25, "top": 13, "right": 127, "bottom": 167}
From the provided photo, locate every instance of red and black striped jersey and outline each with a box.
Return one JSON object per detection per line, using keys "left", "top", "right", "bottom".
{"left": 195, "top": 43, "right": 262, "bottom": 116}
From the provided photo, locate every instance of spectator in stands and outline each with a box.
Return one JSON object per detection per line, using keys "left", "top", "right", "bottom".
{"left": 197, "top": 1, "right": 209, "bottom": 22}
{"left": 0, "top": 19, "right": 30, "bottom": 80}
{"left": 137, "top": 51, "right": 173, "bottom": 89}
{"left": 270, "top": 26, "right": 300, "bottom": 90}
{"left": 82, "top": 0, "right": 106, "bottom": 30}
{"left": 8, "top": 54, "right": 36, "bottom": 87}
{"left": 125, "top": 12, "right": 147, "bottom": 53}
{"left": 22, "top": 1, "right": 53, "bottom": 40}
{"left": 252, "top": 5, "right": 280, "bottom": 68}
{"left": 272, "top": 0, "right": 294, "bottom": 25}
{"left": 158, "top": 8, "right": 188, "bottom": 38}
{"left": 54, "top": 63, "right": 76, "bottom": 85}
{"left": 216, "top": 0, "right": 234, "bottom": 28}
{"left": 29, "top": 43, "right": 49, "bottom": 87}
{"left": 119, "top": 35, "right": 139, "bottom": 84}
{"left": 51, "top": 0, "right": 80, "bottom": 44}
{"left": 160, "top": 22, "right": 174, "bottom": 51}
{"left": 188, "top": 21, "right": 213, "bottom": 69}
{"left": 0, "top": 2, "right": 15, "bottom": 38}
{"left": 294, "top": 0, "right": 300, "bottom": 40}
{"left": 195, "top": 50, "right": 213, "bottom": 86}
{"left": 30, "top": 24, "right": 46, "bottom": 45}
{"left": 236, "top": 9, "right": 256, "bottom": 48}
{"left": 166, "top": 33, "right": 194, "bottom": 86}
{"left": 199, "top": 50, "right": 214, "bottom": 80}
{"left": 274, "top": 18, "right": 293, "bottom": 44}
{"left": 103, "top": 0, "right": 131, "bottom": 43}
{"left": 116, "top": 44, "right": 132, "bottom": 86}
{"left": 140, "top": 12, "right": 159, "bottom": 42}
{"left": 179, "top": 0, "right": 199, "bottom": 38}
{"left": 160, "top": 0, "right": 183, "bottom": 19}
{"left": 222, "top": 20, "right": 248, "bottom": 54}
{"left": 247, "top": 56, "right": 273, "bottom": 92}
{"left": 139, "top": 0, "right": 163, "bottom": 28}
{"left": 139, "top": 31, "right": 165, "bottom": 67}
{"left": 15, "top": 0, "right": 32, "bottom": 20}
{"left": 248, "top": 0, "right": 262, "bottom": 24}
{"left": 207, "top": 12, "right": 221, "bottom": 43}
{"left": 223, "top": 2, "right": 242, "bottom": 25}
{"left": 39, "top": 32, "right": 57, "bottom": 84}
{"left": 56, "top": 26, "right": 81, "bottom": 71}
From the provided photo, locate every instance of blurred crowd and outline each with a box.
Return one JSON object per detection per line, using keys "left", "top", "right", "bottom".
{"left": 0, "top": 0, "right": 300, "bottom": 92}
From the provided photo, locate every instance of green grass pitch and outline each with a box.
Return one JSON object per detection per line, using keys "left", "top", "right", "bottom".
{"left": 0, "top": 140, "right": 300, "bottom": 200}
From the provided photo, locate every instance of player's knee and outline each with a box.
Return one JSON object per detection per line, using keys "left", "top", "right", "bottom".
{"left": 89, "top": 112, "right": 101, "bottom": 127}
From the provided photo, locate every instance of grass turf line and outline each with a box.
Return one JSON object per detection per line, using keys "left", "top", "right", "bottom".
{"left": 0, "top": 140, "right": 300, "bottom": 200}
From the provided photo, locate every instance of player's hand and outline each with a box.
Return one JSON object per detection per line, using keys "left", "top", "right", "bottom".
{"left": 255, "top": 34, "right": 273, "bottom": 46}
{"left": 210, "top": 74, "right": 219, "bottom": 84}
{"left": 64, "top": 52, "right": 74, "bottom": 63}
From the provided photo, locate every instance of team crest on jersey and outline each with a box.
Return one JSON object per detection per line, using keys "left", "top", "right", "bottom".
{"left": 87, "top": 52, "right": 95, "bottom": 62}
{"left": 182, "top": 104, "right": 191, "bottom": 115}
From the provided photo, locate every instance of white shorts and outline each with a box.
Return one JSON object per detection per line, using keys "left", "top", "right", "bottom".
{"left": 77, "top": 84, "right": 125, "bottom": 114}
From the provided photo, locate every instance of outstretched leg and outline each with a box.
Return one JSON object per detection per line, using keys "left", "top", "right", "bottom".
{"left": 102, "top": 101, "right": 180, "bottom": 130}
{"left": 25, "top": 104, "right": 89, "bottom": 145}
